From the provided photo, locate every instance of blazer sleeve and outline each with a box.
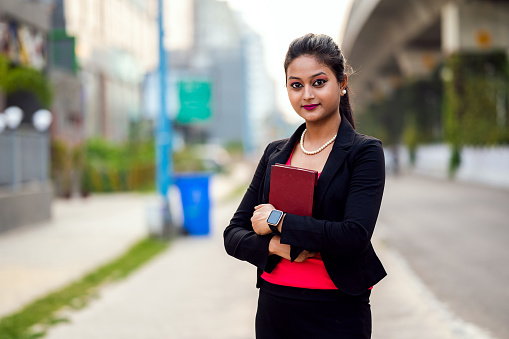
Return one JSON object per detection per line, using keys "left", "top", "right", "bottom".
{"left": 223, "top": 143, "right": 275, "bottom": 270}
{"left": 279, "top": 138, "right": 385, "bottom": 257}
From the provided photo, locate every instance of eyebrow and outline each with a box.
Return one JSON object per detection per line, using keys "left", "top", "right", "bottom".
{"left": 288, "top": 72, "right": 327, "bottom": 81}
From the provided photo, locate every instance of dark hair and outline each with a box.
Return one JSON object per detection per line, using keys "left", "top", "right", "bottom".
{"left": 284, "top": 33, "right": 355, "bottom": 129}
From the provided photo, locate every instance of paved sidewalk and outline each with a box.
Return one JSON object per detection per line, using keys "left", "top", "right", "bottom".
{"left": 0, "top": 168, "right": 497, "bottom": 338}
{"left": 0, "top": 193, "right": 150, "bottom": 317}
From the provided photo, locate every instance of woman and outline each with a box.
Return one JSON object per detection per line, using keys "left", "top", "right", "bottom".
{"left": 224, "top": 33, "right": 386, "bottom": 339}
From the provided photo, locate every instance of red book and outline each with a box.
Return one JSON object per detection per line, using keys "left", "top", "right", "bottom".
{"left": 269, "top": 164, "right": 318, "bottom": 217}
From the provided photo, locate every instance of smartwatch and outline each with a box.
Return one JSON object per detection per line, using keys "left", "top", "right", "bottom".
{"left": 267, "top": 209, "right": 284, "bottom": 234}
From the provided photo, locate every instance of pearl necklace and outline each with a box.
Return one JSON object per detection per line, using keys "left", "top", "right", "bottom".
{"left": 300, "top": 129, "right": 337, "bottom": 155}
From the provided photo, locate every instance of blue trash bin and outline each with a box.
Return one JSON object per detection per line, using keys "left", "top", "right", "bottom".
{"left": 174, "top": 172, "right": 211, "bottom": 235}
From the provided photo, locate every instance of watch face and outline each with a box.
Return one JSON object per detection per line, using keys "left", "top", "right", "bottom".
{"left": 267, "top": 210, "right": 283, "bottom": 225}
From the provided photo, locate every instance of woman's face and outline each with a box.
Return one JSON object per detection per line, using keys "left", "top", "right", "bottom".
{"left": 286, "top": 55, "right": 345, "bottom": 124}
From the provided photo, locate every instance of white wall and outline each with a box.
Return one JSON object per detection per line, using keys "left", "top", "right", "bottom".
{"left": 390, "top": 144, "right": 509, "bottom": 189}
{"left": 456, "top": 146, "right": 509, "bottom": 188}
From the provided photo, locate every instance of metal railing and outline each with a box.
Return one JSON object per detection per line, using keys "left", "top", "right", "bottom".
{"left": 0, "top": 129, "right": 49, "bottom": 189}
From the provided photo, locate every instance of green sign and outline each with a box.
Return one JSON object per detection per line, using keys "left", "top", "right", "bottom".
{"left": 177, "top": 79, "right": 212, "bottom": 124}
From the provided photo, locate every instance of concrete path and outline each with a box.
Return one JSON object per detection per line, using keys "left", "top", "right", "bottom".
{"left": 0, "top": 193, "right": 149, "bottom": 317}
{"left": 0, "top": 169, "right": 498, "bottom": 338}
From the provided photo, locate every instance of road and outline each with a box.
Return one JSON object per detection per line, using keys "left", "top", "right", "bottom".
{"left": 377, "top": 174, "right": 509, "bottom": 339}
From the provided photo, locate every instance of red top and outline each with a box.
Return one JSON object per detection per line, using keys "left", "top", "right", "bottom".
{"left": 261, "top": 147, "right": 338, "bottom": 289}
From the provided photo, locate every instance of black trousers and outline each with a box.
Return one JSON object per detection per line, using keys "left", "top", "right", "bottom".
{"left": 255, "top": 282, "right": 372, "bottom": 339}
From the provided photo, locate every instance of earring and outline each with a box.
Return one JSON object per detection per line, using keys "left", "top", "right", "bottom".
{"left": 341, "top": 89, "right": 347, "bottom": 95}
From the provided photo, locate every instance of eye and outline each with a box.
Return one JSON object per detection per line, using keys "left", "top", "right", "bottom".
{"left": 290, "top": 82, "right": 303, "bottom": 89}
{"left": 313, "top": 79, "right": 327, "bottom": 86}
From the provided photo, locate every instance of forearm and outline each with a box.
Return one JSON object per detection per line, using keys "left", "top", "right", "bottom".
{"left": 224, "top": 142, "right": 274, "bottom": 269}
{"left": 225, "top": 226, "right": 275, "bottom": 268}
{"left": 268, "top": 235, "right": 285, "bottom": 256}
{"left": 279, "top": 215, "right": 372, "bottom": 255}
{"left": 268, "top": 234, "right": 317, "bottom": 263}
{"left": 224, "top": 190, "right": 273, "bottom": 268}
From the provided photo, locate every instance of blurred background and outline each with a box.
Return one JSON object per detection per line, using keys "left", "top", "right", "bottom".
{"left": 0, "top": 0, "right": 508, "bottom": 338}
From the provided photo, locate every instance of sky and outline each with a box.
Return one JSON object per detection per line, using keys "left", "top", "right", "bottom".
{"left": 222, "top": 0, "right": 354, "bottom": 121}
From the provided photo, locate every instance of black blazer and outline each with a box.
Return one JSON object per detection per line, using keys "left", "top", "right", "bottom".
{"left": 224, "top": 117, "right": 387, "bottom": 296}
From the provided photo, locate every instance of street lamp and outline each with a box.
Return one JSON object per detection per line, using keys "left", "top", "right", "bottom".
{"left": 32, "top": 109, "right": 53, "bottom": 183}
{"left": 0, "top": 107, "right": 52, "bottom": 189}
{"left": 3, "top": 106, "right": 24, "bottom": 190}
{"left": 32, "top": 109, "right": 53, "bottom": 132}
{"left": 0, "top": 113, "right": 6, "bottom": 134}
{"left": 4, "top": 106, "right": 23, "bottom": 130}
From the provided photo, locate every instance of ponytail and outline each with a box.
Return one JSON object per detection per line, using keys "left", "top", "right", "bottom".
{"left": 340, "top": 86, "right": 355, "bottom": 129}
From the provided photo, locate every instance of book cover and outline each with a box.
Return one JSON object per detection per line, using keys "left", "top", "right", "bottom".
{"left": 269, "top": 164, "right": 318, "bottom": 217}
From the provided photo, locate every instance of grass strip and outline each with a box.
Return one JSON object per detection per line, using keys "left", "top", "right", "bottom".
{"left": 0, "top": 237, "right": 168, "bottom": 339}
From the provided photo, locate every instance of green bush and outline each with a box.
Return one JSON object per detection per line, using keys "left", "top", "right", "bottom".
{"left": 0, "top": 55, "right": 53, "bottom": 107}
{"left": 442, "top": 52, "right": 509, "bottom": 176}
{"left": 173, "top": 146, "right": 206, "bottom": 173}
{"left": 51, "top": 139, "right": 72, "bottom": 197}
{"left": 443, "top": 52, "right": 509, "bottom": 147}
{"left": 53, "top": 137, "right": 220, "bottom": 195}
{"left": 357, "top": 51, "right": 509, "bottom": 178}
{"left": 50, "top": 138, "right": 157, "bottom": 195}
{"left": 402, "top": 114, "right": 419, "bottom": 165}
{"left": 81, "top": 139, "right": 156, "bottom": 193}
{"left": 357, "top": 73, "right": 443, "bottom": 148}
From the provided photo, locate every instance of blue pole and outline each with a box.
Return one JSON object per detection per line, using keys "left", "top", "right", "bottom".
{"left": 156, "top": 0, "right": 172, "bottom": 197}
{"left": 11, "top": 130, "right": 18, "bottom": 191}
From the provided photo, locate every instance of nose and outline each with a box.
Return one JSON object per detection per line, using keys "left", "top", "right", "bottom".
{"left": 303, "top": 85, "right": 315, "bottom": 100}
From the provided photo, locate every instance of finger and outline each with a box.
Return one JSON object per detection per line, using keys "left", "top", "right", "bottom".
{"left": 254, "top": 204, "right": 266, "bottom": 210}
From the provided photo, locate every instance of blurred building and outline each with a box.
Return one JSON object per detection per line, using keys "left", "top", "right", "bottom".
{"left": 0, "top": 0, "right": 160, "bottom": 233}
{"left": 241, "top": 27, "right": 280, "bottom": 155}
{"left": 142, "top": 0, "right": 276, "bottom": 155}
{"left": 170, "top": 0, "right": 245, "bottom": 147}
{"left": 0, "top": 0, "right": 54, "bottom": 233}
{"left": 48, "top": 0, "right": 81, "bottom": 145}
{"left": 62, "top": 0, "right": 158, "bottom": 142}
{"left": 0, "top": 0, "right": 51, "bottom": 118}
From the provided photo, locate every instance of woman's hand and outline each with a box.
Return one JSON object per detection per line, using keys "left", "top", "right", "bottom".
{"left": 269, "top": 235, "right": 317, "bottom": 262}
{"left": 251, "top": 204, "right": 276, "bottom": 235}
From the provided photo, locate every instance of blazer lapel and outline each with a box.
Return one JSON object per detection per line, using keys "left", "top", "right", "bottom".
{"left": 314, "top": 117, "right": 356, "bottom": 211}
{"left": 262, "top": 118, "right": 356, "bottom": 208}
{"left": 262, "top": 123, "right": 306, "bottom": 202}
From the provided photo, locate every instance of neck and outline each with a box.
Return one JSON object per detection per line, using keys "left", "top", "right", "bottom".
{"left": 304, "top": 114, "right": 341, "bottom": 143}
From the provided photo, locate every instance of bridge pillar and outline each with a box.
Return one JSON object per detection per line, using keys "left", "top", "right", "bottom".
{"left": 442, "top": 1, "right": 509, "bottom": 55}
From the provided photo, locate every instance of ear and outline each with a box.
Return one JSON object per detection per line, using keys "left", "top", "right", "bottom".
{"left": 340, "top": 75, "right": 348, "bottom": 91}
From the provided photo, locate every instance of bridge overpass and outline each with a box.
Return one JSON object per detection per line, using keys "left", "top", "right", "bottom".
{"left": 341, "top": 0, "right": 509, "bottom": 107}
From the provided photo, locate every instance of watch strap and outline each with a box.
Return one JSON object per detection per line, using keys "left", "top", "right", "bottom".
{"left": 268, "top": 224, "right": 280, "bottom": 234}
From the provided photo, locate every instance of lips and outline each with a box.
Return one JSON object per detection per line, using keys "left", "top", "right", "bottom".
{"left": 303, "top": 104, "right": 319, "bottom": 111}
